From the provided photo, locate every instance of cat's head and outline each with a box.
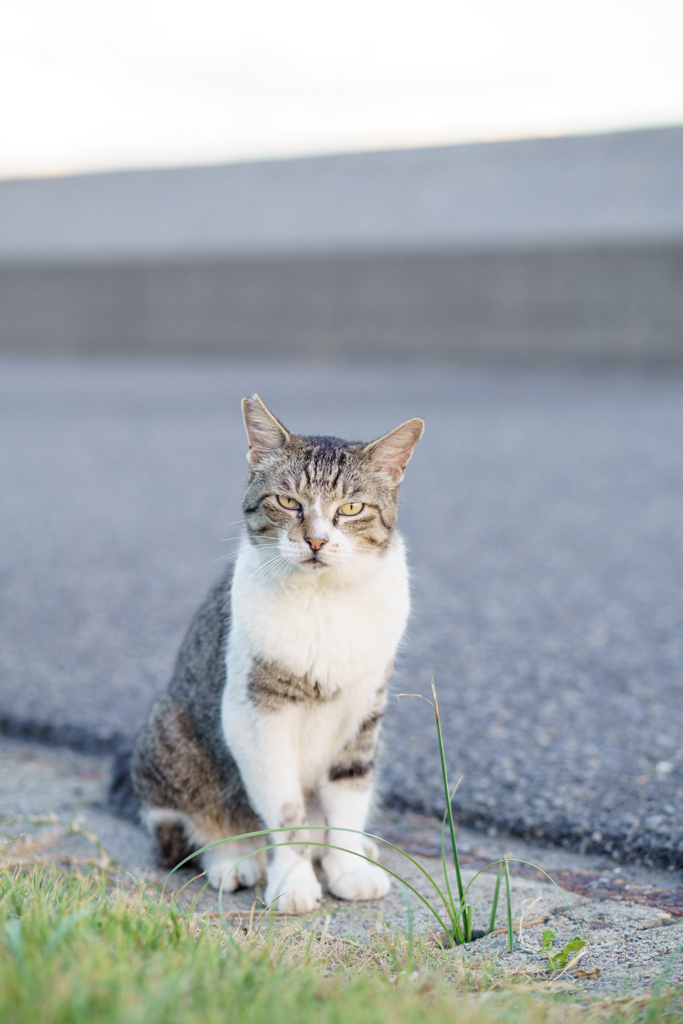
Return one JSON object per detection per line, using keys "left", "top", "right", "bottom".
{"left": 241, "top": 395, "right": 423, "bottom": 573}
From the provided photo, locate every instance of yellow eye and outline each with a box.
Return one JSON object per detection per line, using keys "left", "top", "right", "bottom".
{"left": 339, "top": 501, "right": 364, "bottom": 516}
{"left": 277, "top": 495, "right": 301, "bottom": 510}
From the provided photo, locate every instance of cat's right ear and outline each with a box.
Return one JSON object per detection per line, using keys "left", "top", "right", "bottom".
{"left": 363, "top": 417, "right": 424, "bottom": 484}
{"left": 241, "top": 395, "right": 292, "bottom": 466}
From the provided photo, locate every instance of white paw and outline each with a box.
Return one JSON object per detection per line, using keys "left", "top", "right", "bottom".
{"left": 323, "top": 854, "right": 391, "bottom": 901}
{"left": 203, "top": 852, "right": 263, "bottom": 892}
{"left": 268, "top": 879, "right": 323, "bottom": 914}
{"left": 265, "top": 860, "right": 322, "bottom": 914}
{"left": 207, "top": 868, "right": 239, "bottom": 892}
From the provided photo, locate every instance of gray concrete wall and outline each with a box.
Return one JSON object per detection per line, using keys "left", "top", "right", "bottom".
{"left": 2, "top": 128, "right": 682, "bottom": 261}
{"left": 1, "top": 245, "right": 682, "bottom": 362}
{"left": 1, "top": 127, "right": 682, "bottom": 362}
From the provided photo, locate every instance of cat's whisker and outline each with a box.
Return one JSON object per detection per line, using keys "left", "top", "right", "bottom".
{"left": 212, "top": 551, "right": 241, "bottom": 564}
{"left": 255, "top": 556, "right": 290, "bottom": 592}
{"left": 245, "top": 557, "right": 282, "bottom": 585}
{"left": 216, "top": 540, "right": 245, "bottom": 557}
{"left": 222, "top": 555, "right": 280, "bottom": 603}
{"left": 345, "top": 560, "right": 368, "bottom": 591}
{"left": 338, "top": 560, "right": 370, "bottom": 600}
{"left": 245, "top": 551, "right": 289, "bottom": 587}
{"left": 250, "top": 551, "right": 286, "bottom": 576}
{"left": 243, "top": 540, "right": 280, "bottom": 564}
{"left": 250, "top": 559, "right": 291, "bottom": 597}
{"left": 335, "top": 561, "right": 352, "bottom": 587}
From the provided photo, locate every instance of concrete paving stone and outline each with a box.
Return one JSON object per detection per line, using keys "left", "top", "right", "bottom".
{"left": 0, "top": 359, "right": 682, "bottom": 863}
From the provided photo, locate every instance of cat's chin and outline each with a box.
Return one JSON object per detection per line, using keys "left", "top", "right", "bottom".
{"left": 296, "top": 557, "right": 333, "bottom": 573}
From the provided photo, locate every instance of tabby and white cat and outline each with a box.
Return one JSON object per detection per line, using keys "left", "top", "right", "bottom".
{"left": 132, "top": 395, "right": 423, "bottom": 913}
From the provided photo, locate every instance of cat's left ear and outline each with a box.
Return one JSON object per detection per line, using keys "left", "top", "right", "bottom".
{"left": 363, "top": 418, "right": 424, "bottom": 484}
{"left": 242, "top": 395, "right": 292, "bottom": 466}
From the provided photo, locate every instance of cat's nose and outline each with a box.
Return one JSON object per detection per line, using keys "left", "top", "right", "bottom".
{"left": 306, "top": 535, "right": 327, "bottom": 551}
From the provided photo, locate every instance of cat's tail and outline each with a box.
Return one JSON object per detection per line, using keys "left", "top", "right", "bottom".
{"left": 106, "top": 743, "right": 141, "bottom": 822}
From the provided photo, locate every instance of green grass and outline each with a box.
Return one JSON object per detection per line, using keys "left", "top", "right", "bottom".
{"left": 1, "top": 866, "right": 682, "bottom": 1024}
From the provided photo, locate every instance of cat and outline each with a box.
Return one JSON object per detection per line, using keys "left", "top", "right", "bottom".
{"left": 131, "top": 395, "right": 423, "bottom": 914}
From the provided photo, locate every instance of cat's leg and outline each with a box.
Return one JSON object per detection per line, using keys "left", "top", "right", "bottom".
{"left": 319, "top": 775, "right": 390, "bottom": 901}
{"left": 133, "top": 697, "right": 265, "bottom": 891}
{"left": 263, "top": 796, "right": 322, "bottom": 913}
{"left": 225, "top": 706, "right": 322, "bottom": 914}
{"left": 317, "top": 712, "right": 390, "bottom": 901}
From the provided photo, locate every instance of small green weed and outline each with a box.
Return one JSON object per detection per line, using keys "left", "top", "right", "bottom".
{"left": 539, "top": 929, "right": 588, "bottom": 971}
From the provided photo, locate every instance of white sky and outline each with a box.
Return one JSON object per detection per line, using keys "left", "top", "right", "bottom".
{"left": 1, "top": 0, "right": 682, "bottom": 179}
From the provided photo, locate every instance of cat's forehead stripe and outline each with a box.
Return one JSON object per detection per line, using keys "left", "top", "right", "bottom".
{"left": 281, "top": 437, "right": 364, "bottom": 493}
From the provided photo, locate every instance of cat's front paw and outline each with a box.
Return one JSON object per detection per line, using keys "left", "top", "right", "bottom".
{"left": 323, "top": 854, "right": 391, "bottom": 901}
{"left": 270, "top": 879, "right": 323, "bottom": 914}
{"left": 203, "top": 852, "right": 263, "bottom": 892}
{"left": 265, "top": 861, "right": 322, "bottom": 914}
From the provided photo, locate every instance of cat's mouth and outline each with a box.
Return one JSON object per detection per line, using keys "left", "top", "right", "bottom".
{"left": 300, "top": 554, "right": 329, "bottom": 570}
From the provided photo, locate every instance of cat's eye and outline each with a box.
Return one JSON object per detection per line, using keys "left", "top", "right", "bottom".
{"left": 339, "top": 501, "right": 364, "bottom": 516}
{"left": 277, "top": 495, "right": 301, "bottom": 510}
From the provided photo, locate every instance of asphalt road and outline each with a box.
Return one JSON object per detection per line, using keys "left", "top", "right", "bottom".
{"left": 1, "top": 359, "right": 682, "bottom": 866}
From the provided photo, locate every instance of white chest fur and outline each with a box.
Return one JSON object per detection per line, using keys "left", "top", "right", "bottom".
{"left": 228, "top": 535, "right": 409, "bottom": 694}
{"left": 221, "top": 535, "right": 410, "bottom": 784}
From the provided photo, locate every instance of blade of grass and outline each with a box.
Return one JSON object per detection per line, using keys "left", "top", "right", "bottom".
{"left": 438, "top": 783, "right": 466, "bottom": 944}
{"left": 464, "top": 904, "right": 472, "bottom": 942}
{"left": 439, "top": 811, "right": 464, "bottom": 944}
{"left": 395, "top": 689, "right": 468, "bottom": 945}
{"left": 431, "top": 682, "right": 464, "bottom": 909}
{"left": 489, "top": 861, "right": 502, "bottom": 934}
{"left": 504, "top": 857, "right": 514, "bottom": 953}
{"left": 302, "top": 925, "right": 316, "bottom": 965}
{"left": 431, "top": 682, "right": 471, "bottom": 941}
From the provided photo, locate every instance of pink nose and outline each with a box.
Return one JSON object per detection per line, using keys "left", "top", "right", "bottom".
{"left": 306, "top": 536, "right": 327, "bottom": 551}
